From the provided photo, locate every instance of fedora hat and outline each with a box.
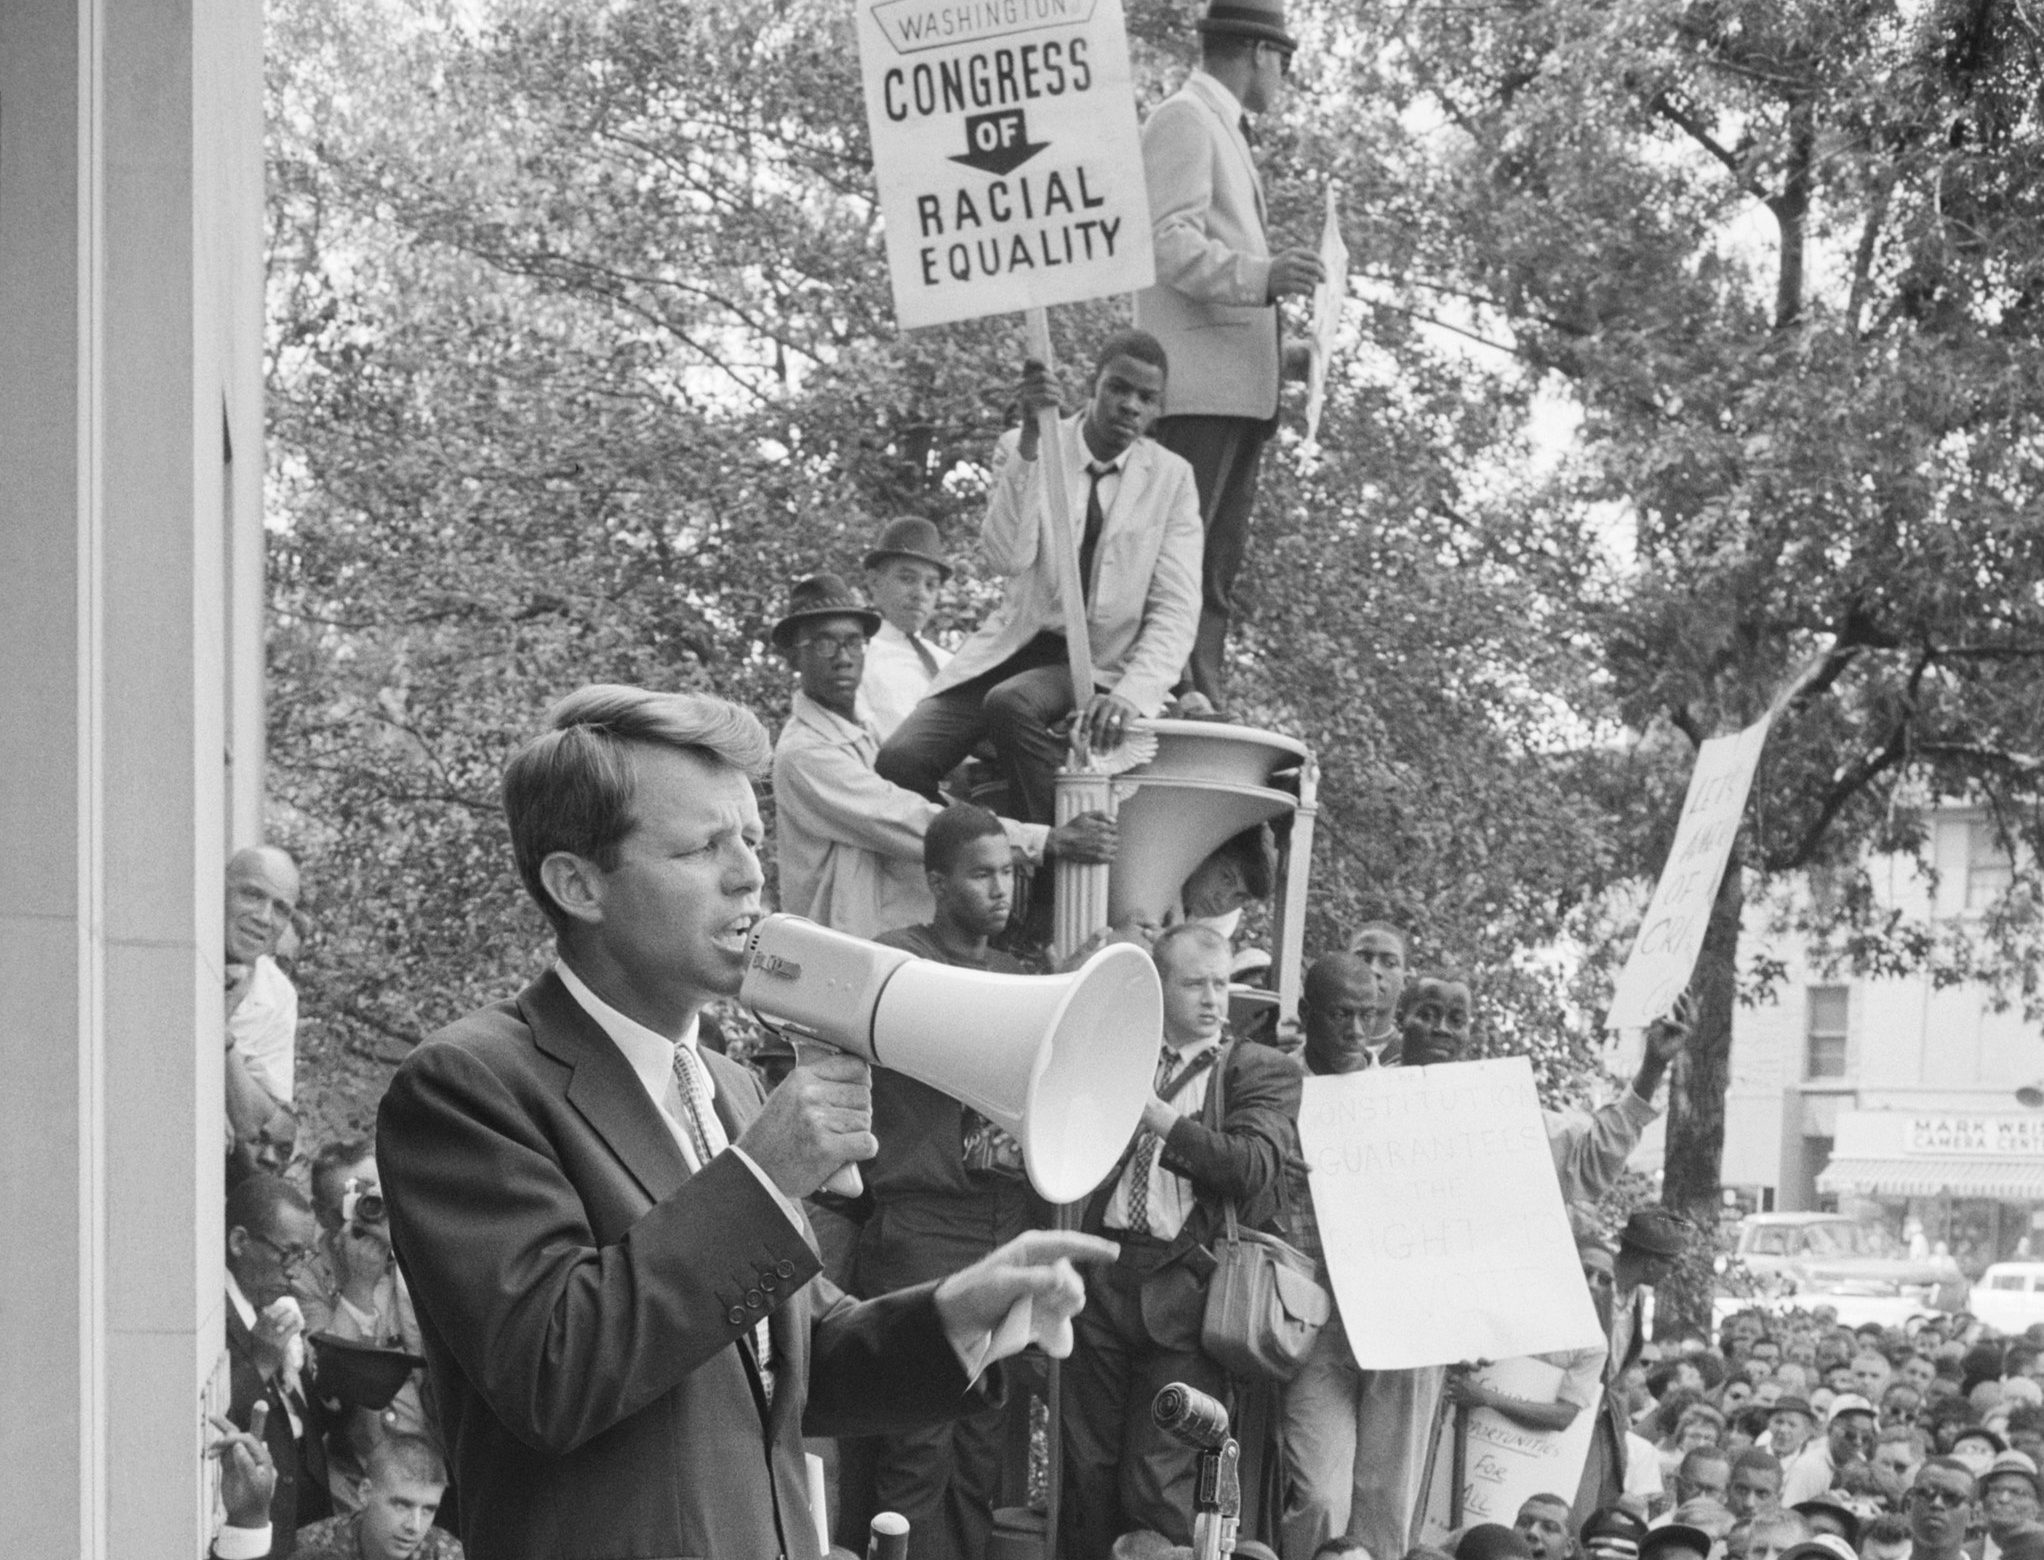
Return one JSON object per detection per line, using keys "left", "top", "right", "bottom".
{"left": 771, "top": 573, "right": 881, "bottom": 653}
{"left": 1198, "top": 0, "right": 1296, "bottom": 51}
{"left": 862, "top": 516, "right": 952, "bottom": 579}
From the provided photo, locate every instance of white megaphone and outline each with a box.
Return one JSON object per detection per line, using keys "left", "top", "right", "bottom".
{"left": 739, "top": 913, "right": 1161, "bottom": 1205}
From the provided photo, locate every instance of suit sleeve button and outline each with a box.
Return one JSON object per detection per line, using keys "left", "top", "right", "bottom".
{"left": 759, "top": 1274, "right": 779, "bottom": 1292}
{"left": 727, "top": 1305, "right": 748, "bottom": 1326}
{"left": 745, "top": 1288, "right": 764, "bottom": 1309}
{"left": 776, "top": 1259, "right": 796, "bottom": 1278}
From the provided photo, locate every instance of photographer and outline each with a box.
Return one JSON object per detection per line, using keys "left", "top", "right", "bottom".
{"left": 307, "top": 1137, "right": 430, "bottom": 1515}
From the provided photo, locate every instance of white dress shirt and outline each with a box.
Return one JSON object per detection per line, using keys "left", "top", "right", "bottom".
{"left": 555, "top": 960, "right": 801, "bottom": 1377}
{"left": 228, "top": 955, "right": 298, "bottom": 1103}
{"left": 1103, "top": 1037, "right": 1220, "bottom": 1240}
{"left": 857, "top": 619, "right": 953, "bottom": 739}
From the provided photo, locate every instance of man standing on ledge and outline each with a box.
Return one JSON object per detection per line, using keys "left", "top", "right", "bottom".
{"left": 377, "top": 685, "right": 1115, "bottom": 1560}
{"left": 1137, "top": 0, "right": 1324, "bottom": 706}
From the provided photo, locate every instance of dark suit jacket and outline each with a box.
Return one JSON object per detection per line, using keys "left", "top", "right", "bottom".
{"left": 1081, "top": 1038, "right": 1302, "bottom": 1347}
{"left": 225, "top": 1299, "right": 329, "bottom": 1555}
{"left": 377, "top": 968, "right": 993, "bottom": 1560}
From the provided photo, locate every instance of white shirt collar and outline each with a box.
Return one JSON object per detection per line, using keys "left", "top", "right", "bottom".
{"left": 874, "top": 620, "right": 911, "bottom": 647}
{"left": 555, "top": 958, "right": 709, "bottom": 1112}
{"left": 225, "top": 1269, "right": 257, "bottom": 1331}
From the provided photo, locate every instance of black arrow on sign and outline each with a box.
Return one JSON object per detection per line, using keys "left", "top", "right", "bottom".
{"left": 950, "top": 108, "right": 1049, "bottom": 177}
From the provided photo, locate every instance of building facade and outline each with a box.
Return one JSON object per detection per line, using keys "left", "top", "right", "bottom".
{"left": 0, "top": 0, "right": 266, "bottom": 1552}
{"left": 1721, "top": 808, "right": 2044, "bottom": 1274}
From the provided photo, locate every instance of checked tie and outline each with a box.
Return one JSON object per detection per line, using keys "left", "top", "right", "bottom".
{"left": 670, "top": 1044, "right": 721, "bottom": 1167}
{"left": 1125, "top": 1044, "right": 1181, "bottom": 1236}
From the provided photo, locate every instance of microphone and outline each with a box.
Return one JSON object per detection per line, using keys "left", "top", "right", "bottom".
{"left": 1153, "top": 1381, "right": 1231, "bottom": 1450}
{"left": 1153, "top": 1383, "right": 1239, "bottom": 1560}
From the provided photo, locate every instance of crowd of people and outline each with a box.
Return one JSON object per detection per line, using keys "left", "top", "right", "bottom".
{"left": 1409, "top": 1305, "right": 2044, "bottom": 1560}
{"left": 200, "top": 5, "right": 2039, "bottom": 1560}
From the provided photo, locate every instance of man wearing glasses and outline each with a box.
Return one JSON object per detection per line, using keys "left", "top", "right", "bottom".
{"left": 223, "top": 1173, "right": 329, "bottom": 1556}
{"left": 1907, "top": 1458, "right": 1980, "bottom": 1560}
{"left": 1133, "top": 0, "right": 1325, "bottom": 706}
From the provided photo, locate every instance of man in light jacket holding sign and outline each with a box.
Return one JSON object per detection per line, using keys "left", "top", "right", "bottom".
{"left": 877, "top": 331, "right": 1202, "bottom": 827}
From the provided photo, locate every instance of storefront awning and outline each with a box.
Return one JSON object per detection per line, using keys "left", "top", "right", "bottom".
{"left": 1818, "top": 1155, "right": 2044, "bottom": 1201}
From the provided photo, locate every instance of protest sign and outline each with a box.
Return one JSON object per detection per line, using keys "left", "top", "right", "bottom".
{"left": 1302, "top": 183, "right": 1348, "bottom": 449}
{"left": 1417, "top": 1357, "right": 1601, "bottom": 1540}
{"left": 1605, "top": 712, "right": 1773, "bottom": 1030}
{"left": 852, "top": 0, "right": 1156, "bottom": 329}
{"left": 1298, "top": 1058, "right": 1604, "bottom": 1369}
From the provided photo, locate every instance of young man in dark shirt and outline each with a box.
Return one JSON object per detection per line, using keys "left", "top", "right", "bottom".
{"left": 850, "top": 803, "right": 1044, "bottom": 1560}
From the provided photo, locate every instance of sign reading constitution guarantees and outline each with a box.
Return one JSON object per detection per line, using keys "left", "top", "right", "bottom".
{"left": 854, "top": 0, "right": 1155, "bottom": 328}
{"left": 1605, "top": 711, "right": 1774, "bottom": 1030}
{"left": 1299, "top": 1058, "right": 1604, "bottom": 1369}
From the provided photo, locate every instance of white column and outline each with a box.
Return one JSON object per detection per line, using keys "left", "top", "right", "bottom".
{"left": 0, "top": 0, "right": 263, "bottom": 1551}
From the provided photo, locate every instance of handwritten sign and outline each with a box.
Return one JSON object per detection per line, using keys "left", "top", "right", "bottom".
{"left": 1299, "top": 1058, "right": 1605, "bottom": 1369}
{"left": 1606, "top": 712, "right": 1774, "bottom": 1030}
{"left": 853, "top": 0, "right": 1155, "bottom": 328}
{"left": 1419, "top": 1357, "right": 1602, "bottom": 1539}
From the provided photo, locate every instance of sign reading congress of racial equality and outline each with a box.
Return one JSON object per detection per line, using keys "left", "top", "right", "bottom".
{"left": 853, "top": 0, "right": 1156, "bottom": 328}
{"left": 1605, "top": 710, "right": 1775, "bottom": 1030}
{"left": 1298, "top": 1058, "right": 1605, "bottom": 1370}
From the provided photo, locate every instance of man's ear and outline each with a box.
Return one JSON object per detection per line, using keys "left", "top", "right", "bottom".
{"left": 538, "top": 852, "right": 606, "bottom": 929}
{"left": 226, "top": 1225, "right": 249, "bottom": 1262}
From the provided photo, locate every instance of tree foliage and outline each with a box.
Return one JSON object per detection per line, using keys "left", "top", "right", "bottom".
{"left": 266, "top": 0, "right": 2044, "bottom": 1282}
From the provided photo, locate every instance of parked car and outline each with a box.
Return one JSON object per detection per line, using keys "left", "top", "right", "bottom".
{"left": 1970, "top": 1263, "right": 2044, "bottom": 1334}
{"left": 1725, "top": 1213, "right": 1966, "bottom": 1315}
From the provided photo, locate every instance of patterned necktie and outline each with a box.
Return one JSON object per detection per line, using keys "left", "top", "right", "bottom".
{"left": 907, "top": 631, "right": 940, "bottom": 678}
{"left": 1126, "top": 1044, "right": 1180, "bottom": 1235}
{"left": 1079, "top": 463, "right": 1109, "bottom": 604}
{"left": 670, "top": 1044, "right": 719, "bottom": 1168}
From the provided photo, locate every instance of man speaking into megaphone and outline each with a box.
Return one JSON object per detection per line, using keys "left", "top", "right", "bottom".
{"left": 376, "top": 685, "right": 1118, "bottom": 1560}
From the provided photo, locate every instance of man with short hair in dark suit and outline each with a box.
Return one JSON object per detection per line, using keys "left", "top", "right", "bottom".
{"left": 223, "top": 1172, "right": 331, "bottom": 1558}
{"left": 377, "top": 684, "right": 1116, "bottom": 1560}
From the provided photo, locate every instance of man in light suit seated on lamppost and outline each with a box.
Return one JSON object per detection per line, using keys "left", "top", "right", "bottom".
{"left": 875, "top": 328, "right": 1204, "bottom": 829}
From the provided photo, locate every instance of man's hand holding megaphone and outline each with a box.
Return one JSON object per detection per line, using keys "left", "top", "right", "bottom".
{"left": 736, "top": 1048, "right": 881, "bottom": 1200}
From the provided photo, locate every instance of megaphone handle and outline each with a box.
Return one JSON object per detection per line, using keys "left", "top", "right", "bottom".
{"left": 786, "top": 1035, "right": 868, "bottom": 1200}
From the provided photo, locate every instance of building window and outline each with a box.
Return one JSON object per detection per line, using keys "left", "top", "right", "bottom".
{"left": 1969, "top": 820, "right": 2016, "bottom": 910}
{"left": 1806, "top": 986, "right": 1849, "bottom": 1080}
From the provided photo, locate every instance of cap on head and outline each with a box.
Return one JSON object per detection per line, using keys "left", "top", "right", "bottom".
{"left": 770, "top": 572, "right": 882, "bottom": 652}
{"left": 1581, "top": 1507, "right": 1649, "bottom": 1547}
{"left": 1454, "top": 1524, "right": 1535, "bottom": 1560}
{"left": 1772, "top": 1395, "right": 1816, "bottom": 1422}
{"left": 1790, "top": 1500, "right": 1863, "bottom": 1548}
{"left": 1983, "top": 1448, "right": 2040, "bottom": 1496}
{"left": 1825, "top": 1393, "right": 1877, "bottom": 1424}
{"left": 862, "top": 516, "right": 952, "bottom": 580}
{"left": 1779, "top": 1539, "right": 1861, "bottom": 1560}
{"left": 1641, "top": 1525, "right": 1715, "bottom": 1560}
{"left": 1198, "top": 0, "right": 1295, "bottom": 50}
{"left": 1620, "top": 1207, "right": 1689, "bottom": 1258}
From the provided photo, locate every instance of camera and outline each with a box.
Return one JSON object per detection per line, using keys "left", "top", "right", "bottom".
{"left": 341, "top": 1176, "right": 385, "bottom": 1228}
